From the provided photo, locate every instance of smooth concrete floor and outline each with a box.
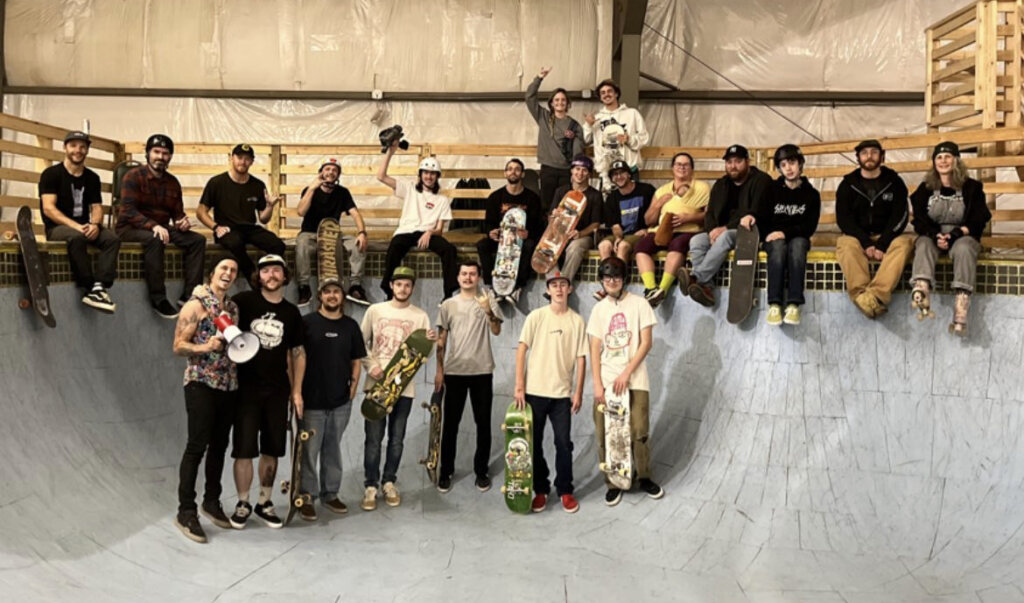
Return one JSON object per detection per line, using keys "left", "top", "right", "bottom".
{"left": 2, "top": 278, "right": 1024, "bottom": 603}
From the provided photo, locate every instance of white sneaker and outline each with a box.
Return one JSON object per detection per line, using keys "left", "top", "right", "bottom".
{"left": 361, "top": 486, "right": 378, "bottom": 511}
{"left": 382, "top": 482, "right": 401, "bottom": 507}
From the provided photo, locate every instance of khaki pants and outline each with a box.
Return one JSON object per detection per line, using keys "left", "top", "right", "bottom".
{"left": 835, "top": 234, "right": 914, "bottom": 306}
{"left": 593, "top": 389, "right": 651, "bottom": 486}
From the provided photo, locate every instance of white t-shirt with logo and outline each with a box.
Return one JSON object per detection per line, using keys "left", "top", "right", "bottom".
{"left": 585, "top": 292, "right": 657, "bottom": 391}
{"left": 393, "top": 179, "right": 453, "bottom": 236}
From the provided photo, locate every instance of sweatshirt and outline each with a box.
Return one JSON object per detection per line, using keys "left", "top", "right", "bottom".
{"left": 910, "top": 178, "right": 991, "bottom": 240}
{"left": 705, "top": 166, "right": 772, "bottom": 231}
{"left": 835, "top": 166, "right": 909, "bottom": 252}
{"left": 582, "top": 103, "right": 650, "bottom": 176}
{"left": 758, "top": 176, "right": 821, "bottom": 241}
{"left": 525, "top": 76, "right": 585, "bottom": 169}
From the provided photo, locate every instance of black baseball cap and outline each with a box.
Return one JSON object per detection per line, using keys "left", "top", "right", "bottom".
{"left": 608, "top": 159, "right": 631, "bottom": 175}
{"left": 232, "top": 143, "right": 255, "bottom": 158}
{"left": 723, "top": 144, "right": 749, "bottom": 160}
{"left": 64, "top": 131, "right": 91, "bottom": 145}
{"left": 932, "top": 141, "right": 960, "bottom": 158}
{"left": 854, "top": 139, "right": 883, "bottom": 154}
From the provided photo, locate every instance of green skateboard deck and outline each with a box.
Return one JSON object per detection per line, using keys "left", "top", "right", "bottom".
{"left": 501, "top": 402, "right": 533, "bottom": 514}
{"left": 361, "top": 329, "right": 434, "bottom": 422}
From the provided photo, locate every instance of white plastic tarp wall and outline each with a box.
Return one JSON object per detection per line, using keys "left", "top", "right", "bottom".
{"left": 4, "top": 0, "right": 612, "bottom": 93}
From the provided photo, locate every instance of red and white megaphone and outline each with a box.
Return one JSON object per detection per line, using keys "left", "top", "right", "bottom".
{"left": 213, "top": 312, "right": 260, "bottom": 364}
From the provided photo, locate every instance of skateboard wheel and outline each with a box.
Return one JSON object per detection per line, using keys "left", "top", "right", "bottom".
{"left": 500, "top": 423, "right": 506, "bottom": 432}
{"left": 294, "top": 497, "right": 304, "bottom": 507}
{"left": 597, "top": 404, "right": 606, "bottom": 412}
{"left": 426, "top": 461, "right": 436, "bottom": 470}
{"left": 18, "top": 298, "right": 31, "bottom": 310}
{"left": 501, "top": 486, "right": 507, "bottom": 494}
{"left": 617, "top": 407, "right": 626, "bottom": 417}
{"left": 299, "top": 431, "right": 310, "bottom": 442}
{"left": 280, "top": 482, "right": 289, "bottom": 493}
{"left": 599, "top": 462, "right": 608, "bottom": 471}
{"left": 421, "top": 402, "right": 429, "bottom": 409}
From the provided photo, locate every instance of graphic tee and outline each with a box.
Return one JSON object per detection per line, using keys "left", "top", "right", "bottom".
{"left": 360, "top": 301, "right": 430, "bottom": 398}
{"left": 585, "top": 292, "right": 657, "bottom": 391}
{"left": 302, "top": 312, "right": 366, "bottom": 410}
{"left": 38, "top": 163, "right": 102, "bottom": 230}
{"left": 232, "top": 290, "right": 305, "bottom": 392}
{"left": 604, "top": 182, "right": 656, "bottom": 234}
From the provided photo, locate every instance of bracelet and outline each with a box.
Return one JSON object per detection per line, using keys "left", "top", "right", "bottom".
{"left": 358, "top": 230, "right": 367, "bottom": 236}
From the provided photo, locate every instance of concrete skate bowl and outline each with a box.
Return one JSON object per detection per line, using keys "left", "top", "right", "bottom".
{"left": 3, "top": 277, "right": 1024, "bottom": 602}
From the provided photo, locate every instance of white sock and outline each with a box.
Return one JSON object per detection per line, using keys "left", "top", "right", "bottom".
{"left": 258, "top": 487, "right": 272, "bottom": 505}
{"left": 237, "top": 490, "right": 249, "bottom": 504}
{"left": 92, "top": 282, "right": 103, "bottom": 292}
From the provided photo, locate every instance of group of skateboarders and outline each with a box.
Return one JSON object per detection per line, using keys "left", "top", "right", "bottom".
{"left": 28, "top": 72, "right": 993, "bottom": 542}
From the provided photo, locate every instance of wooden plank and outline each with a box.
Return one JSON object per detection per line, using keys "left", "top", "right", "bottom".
{"left": 168, "top": 164, "right": 269, "bottom": 175}
{"left": 941, "top": 115, "right": 986, "bottom": 130}
{"left": 983, "top": 181, "right": 1024, "bottom": 193}
{"left": 798, "top": 126, "right": 1024, "bottom": 155}
{"left": 0, "top": 194, "right": 39, "bottom": 208}
{"left": 280, "top": 207, "right": 486, "bottom": 220}
{"left": 926, "top": 28, "right": 936, "bottom": 127}
{"left": 929, "top": 3, "right": 978, "bottom": 37}
{"left": 280, "top": 144, "right": 423, "bottom": 156}
{"left": 0, "top": 165, "right": 44, "bottom": 184}
{"left": 977, "top": 0, "right": 999, "bottom": 122}
{"left": 428, "top": 144, "right": 536, "bottom": 157}
{"left": 990, "top": 209, "right": 1024, "bottom": 221}
{"left": 932, "top": 57, "right": 977, "bottom": 82}
{"left": 934, "top": 30, "right": 977, "bottom": 59}
{"left": 270, "top": 145, "right": 282, "bottom": 234}
{"left": 0, "top": 114, "right": 119, "bottom": 153}
{"left": 642, "top": 147, "right": 729, "bottom": 160}
{"left": 931, "top": 82, "right": 976, "bottom": 103}
{"left": 123, "top": 142, "right": 276, "bottom": 155}
{"left": 930, "top": 106, "right": 983, "bottom": 126}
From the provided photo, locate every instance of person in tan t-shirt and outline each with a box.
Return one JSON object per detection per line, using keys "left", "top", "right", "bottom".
{"left": 514, "top": 271, "right": 587, "bottom": 514}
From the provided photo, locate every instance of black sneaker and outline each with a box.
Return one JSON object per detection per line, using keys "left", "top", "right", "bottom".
{"left": 254, "top": 500, "right": 283, "bottom": 528}
{"left": 175, "top": 512, "right": 208, "bottom": 543}
{"left": 322, "top": 497, "right": 348, "bottom": 514}
{"left": 605, "top": 488, "right": 623, "bottom": 507}
{"left": 297, "top": 285, "right": 312, "bottom": 306}
{"left": 153, "top": 299, "right": 179, "bottom": 319}
{"left": 437, "top": 475, "right": 453, "bottom": 493}
{"left": 475, "top": 475, "right": 491, "bottom": 492}
{"left": 639, "top": 478, "right": 664, "bottom": 499}
{"left": 229, "top": 501, "right": 252, "bottom": 529}
{"left": 299, "top": 502, "right": 318, "bottom": 522}
{"left": 82, "top": 288, "right": 116, "bottom": 313}
{"left": 200, "top": 500, "right": 232, "bottom": 529}
{"left": 346, "top": 285, "right": 371, "bottom": 306}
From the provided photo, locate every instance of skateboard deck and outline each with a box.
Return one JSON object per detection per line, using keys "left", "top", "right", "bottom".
{"left": 598, "top": 358, "right": 632, "bottom": 490}
{"left": 654, "top": 212, "right": 676, "bottom": 247}
{"left": 531, "top": 190, "right": 586, "bottom": 275}
{"left": 316, "top": 217, "right": 343, "bottom": 282}
{"left": 10, "top": 206, "right": 56, "bottom": 328}
{"left": 419, "top": 387, "right": 444, "bottom": 485}
{"left": 727, "top": 225, "right": 760, "bottom": 325}
{"left": 361, "top": 329, "right": 434, "bottom": 422}
{"left": 492, "top": 207, "right": 526, "bottom": 297}
{"left": 501, "top": 402, "right": 533, "bottom": 514}
{"left": 280, "top": 412, "right": 315, "bottom": 526}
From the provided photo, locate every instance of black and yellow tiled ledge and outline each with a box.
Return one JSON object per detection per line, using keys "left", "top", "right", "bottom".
{"left": 2, "top": 242, "right": 1024, "bottom": 296}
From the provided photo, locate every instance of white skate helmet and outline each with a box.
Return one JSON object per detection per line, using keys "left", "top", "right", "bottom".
{"left": 418, "top": 156, "right": 442, "bottom": 175}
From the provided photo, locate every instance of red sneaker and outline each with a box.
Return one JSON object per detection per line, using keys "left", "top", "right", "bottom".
{"left": 530, "top": 493, "right": 547, "bottom": 513}
{"left": 561, "top": 494, "right": 579, "bottom": 514}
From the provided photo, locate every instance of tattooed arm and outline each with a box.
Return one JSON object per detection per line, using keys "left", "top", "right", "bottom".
{"left": 172, "top": 300, "right": 221, "bottom": 357}
{"left": 288, "top": 346, "right": 306, "bottom": 419}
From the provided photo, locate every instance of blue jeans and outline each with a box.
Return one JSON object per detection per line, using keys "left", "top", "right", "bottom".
{"left": 689, "top": 229, "right": 737, "bottom": 285}
{"left": 527, "top": 394, "right": 574, "bottom": 496}
{"left": 299, "top": 404, "right": 353, "bottom": 502}
{"left": 765, "top": 237, "right": 810, "bottom": 306}
{"left": 363, "top": 396, "right": 413, "bottom": 487}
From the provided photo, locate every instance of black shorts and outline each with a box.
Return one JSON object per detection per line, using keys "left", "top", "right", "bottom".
{"left": 232, "top": 386, "right": 290, "bottom": 459}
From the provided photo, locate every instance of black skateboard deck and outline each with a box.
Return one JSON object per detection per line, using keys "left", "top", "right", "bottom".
{"left": 727, "top": 225, "right": 760, "bottom": 325}
{"left": 419, "top": 387, "right": 444, "bottom": 485}
{"left": 10, "top": 206, "right": 56, "bottom": 328}
{"left": 281, "top": 411, "right": 315, "bottom": 525}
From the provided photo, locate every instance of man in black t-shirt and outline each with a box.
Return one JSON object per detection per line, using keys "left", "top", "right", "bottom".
{"left": 476, "top": 158, "right": 543, "bottom": 303}
{"left": 295, "top": 277, "right": 366, "bottom": 520}
{"left": 39, "top": 130, "right": 121, "bottom": 313}
{"left": 228, "top": 254, "right": 305, "bottom": 530}
{"left": 197, "top": 144, "right": 286, "bottom": 286}
{"left": 294, "top": 158, "right": 369, "bottom": 307}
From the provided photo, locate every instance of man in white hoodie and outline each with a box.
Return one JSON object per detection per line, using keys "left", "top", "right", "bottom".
{"left": 583, "top": 79, "right": 650, "bottom": 191}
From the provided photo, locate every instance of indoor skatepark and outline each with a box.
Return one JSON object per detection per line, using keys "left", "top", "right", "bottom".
{"left": 5, "top": 0, "right": 1024, "bottom": 601}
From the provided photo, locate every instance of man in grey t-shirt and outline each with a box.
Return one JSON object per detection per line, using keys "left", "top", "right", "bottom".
{"left": 433, "top": 260, "right": 504, "bottom": 493}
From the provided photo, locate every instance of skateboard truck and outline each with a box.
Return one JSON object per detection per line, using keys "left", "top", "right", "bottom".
{"left": 213, "top": 313, "right": 260, "bottom": 363}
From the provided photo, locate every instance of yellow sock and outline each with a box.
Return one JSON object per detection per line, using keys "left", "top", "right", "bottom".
{"left": 659, "top": 273, "right": 676, "bottom": 291}
{"left": 641, "top": 272, "right": 656, "bottom": 289}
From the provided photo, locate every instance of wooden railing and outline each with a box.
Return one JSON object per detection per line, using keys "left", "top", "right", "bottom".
{"left": 3, "top": 112, "right": 1024, "bottom": 250}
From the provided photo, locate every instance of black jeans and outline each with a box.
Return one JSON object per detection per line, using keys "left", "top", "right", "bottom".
{"left": 765, "top": 236, "right": 810, "bottom": 306}
{"left": 46, "top": 225, "right": 121, "bottom": 289}
{"left": 527, "top": 394, "right": 574, "bottom": 496}
{"left": 118, "top": 227, "right": 206, "bottom": 304}
{"left": 177, "top": 382, "right": 236, "bottom": 515}
{"left": 380, "top": 231, "right": 458, "bottom": 299}
{"left": 539, "top": 165, "right": 571, "bottom": 212}
{"left": 214, "top": 224, "right": 285, "bottom": 285}
{"left": 476, "top": 236, "right": 537, "bottom": 290}
{"left": 440, "top": 374, "right": 493, "bottom": 479}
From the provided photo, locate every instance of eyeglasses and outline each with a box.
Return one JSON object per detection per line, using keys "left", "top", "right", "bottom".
{"left": 673, "top": 163, "right": 692, "bottom": 169}
{"left": 602, "top": 276, "right": 623, "bottom": 281}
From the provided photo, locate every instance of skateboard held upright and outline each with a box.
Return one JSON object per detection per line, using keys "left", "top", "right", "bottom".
{"left": 492, "top": 207, "right": 526, "bottom": 298}
{"left": 531, "top": 190, "right": 587, "bottom": 275}
{"left": 726, "top": 225, "right": 760, "bottom": 325}
{"left": 419, "top": 387, "right": 444, "bottom": 485}
{"left": 597, "top": 357, "right": 632, "bottom": 491}
{"left": 501, "top": 402, "right": 533, "bottom": 514}
{"left": 280, "top": 411, "right": 315, "bottom": 526}
{"left": 361, "top": 329, "right": 435, "bottom": 422}
{"left": 8, "top": 206, "right": 56, "bottom": 328}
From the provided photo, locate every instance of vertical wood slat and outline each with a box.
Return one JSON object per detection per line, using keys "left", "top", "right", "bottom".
{"left": 270, "top": 145, "right": 282, "bottom": 234}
